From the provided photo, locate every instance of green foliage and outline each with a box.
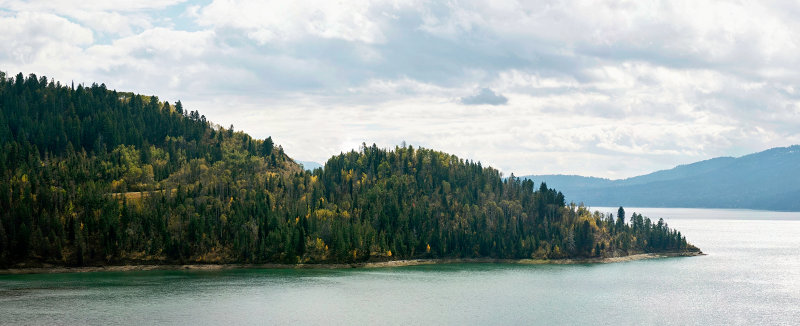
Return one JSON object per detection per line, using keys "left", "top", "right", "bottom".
{"left": 0, "top": 73, "right": 698, "bottom": 267}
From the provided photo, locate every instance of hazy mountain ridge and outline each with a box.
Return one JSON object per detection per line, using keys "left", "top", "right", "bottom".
{"left": 524, "top": 145, "right": 800, "bottom": 211}
{"left": 297, "top": 161, "right": 323, "bottom": 171}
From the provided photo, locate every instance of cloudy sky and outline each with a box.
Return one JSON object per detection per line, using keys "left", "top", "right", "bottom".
{"left": 2, "top": 0, "right": 799, "bottom": 178}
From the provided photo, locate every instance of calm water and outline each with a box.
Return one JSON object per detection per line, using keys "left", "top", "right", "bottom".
{"left": 2, "top": 208, "right": 799, "bottom": 325}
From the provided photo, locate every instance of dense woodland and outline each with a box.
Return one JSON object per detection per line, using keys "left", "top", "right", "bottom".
{"left": 0, "top": 72, "right": 699, "bottom": 267}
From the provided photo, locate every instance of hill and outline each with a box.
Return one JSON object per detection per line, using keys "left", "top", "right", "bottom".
{"left": 0, "top": 72, "right": 697, "bottom": 267}
{"left": 524, "top": 146, "right": 800, "bottom": 211}
{"left": 297, "top": 161, "right": 323, "bottom": 171}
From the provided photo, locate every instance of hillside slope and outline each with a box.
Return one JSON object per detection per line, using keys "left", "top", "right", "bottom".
{"left": 0, "top": 73, "right": 697, "bottom": 267}
{"left": 524, "top": 146, "right": 800, "bottom": 211}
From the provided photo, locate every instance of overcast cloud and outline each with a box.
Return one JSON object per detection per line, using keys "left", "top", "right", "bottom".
{"left": 461, "top": 88, "right": 508, "bottom": 105}
{"left": 1, "top": 0, "right": 799, "bottom": 178}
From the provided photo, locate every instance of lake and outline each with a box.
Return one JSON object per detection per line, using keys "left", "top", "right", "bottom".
{"left": 2, "top": 208, "right": 799, "bottom": 325}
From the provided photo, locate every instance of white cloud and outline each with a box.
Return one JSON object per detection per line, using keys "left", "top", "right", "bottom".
{"left": 0, "top": 11, "right": 93, "bottom": 74}
{"left": 0, "top": 0, "right": 186, "bottom": 38}
{"left": 67, "top": 10, "right": 152, "bottom": 37}
{"left": 195, "top": 0, "right": 389, "bottom": 44}
{"left": 460, "top": 88, "right": 508, "bottom": 105}
{"left": 0, "top": 0, "right": 186, "bottom": 12}
{"left": 1, "top": 1, "right": 800, "bottom": 178}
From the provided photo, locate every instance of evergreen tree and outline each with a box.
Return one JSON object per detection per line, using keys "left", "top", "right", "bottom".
{"left": 0, "top": 72, "right": 699, "bottom": 267}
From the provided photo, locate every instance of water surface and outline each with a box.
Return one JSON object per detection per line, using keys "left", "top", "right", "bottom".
{"left": 2, "top": 208, "right": 799, "bottom": 325}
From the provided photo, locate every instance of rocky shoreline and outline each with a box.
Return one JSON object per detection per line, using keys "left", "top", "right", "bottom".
{"left": 0, "top": 251, "right": 703, "bottom": 275}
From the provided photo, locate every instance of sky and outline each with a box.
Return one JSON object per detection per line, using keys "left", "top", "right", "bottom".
{"left": 2, "top": 0, "right": 799, "bottom": 179}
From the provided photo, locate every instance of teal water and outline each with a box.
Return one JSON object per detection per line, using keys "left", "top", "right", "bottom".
{"left": 2, "top": 208, "right": 800, "bottom": 325}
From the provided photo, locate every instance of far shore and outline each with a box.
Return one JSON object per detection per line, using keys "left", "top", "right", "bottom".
{"left": 0, "top": 251, "right": 703, "bottom": 275}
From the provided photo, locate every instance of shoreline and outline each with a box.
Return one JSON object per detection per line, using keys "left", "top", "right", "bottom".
{"left": 0, "top": 251, "right": 703, "bottom": 275}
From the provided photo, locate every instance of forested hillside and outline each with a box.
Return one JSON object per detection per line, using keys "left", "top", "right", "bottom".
{"left": 0, "top": 72, "right": 698, "bottom": 267}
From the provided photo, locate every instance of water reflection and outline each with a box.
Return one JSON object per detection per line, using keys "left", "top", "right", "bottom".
{"left": 1, "top": 209, "right": 799, "bottom": 325}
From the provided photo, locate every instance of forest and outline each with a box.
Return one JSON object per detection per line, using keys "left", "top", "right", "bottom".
{"left": 0, "top": 72, "right": 699, "bottom": 267}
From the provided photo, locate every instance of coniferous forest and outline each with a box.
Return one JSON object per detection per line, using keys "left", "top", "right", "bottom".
{"left": 0, "top": 72, "right": 699, "bottom": 267}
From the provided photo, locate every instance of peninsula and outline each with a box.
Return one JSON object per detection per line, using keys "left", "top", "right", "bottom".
{"left": 0, "top": 73, "right": 700, "bottom": 270}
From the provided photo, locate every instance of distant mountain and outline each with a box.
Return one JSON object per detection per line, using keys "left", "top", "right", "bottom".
{"left": 522, "top": 145, "right": 800, "bottom": 211}
{"left": 297, "top": 160, "right": 323, "bottom": 171}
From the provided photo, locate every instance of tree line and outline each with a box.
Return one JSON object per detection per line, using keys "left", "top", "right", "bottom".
{"left": 0, "top": 72, "right": 698, "bottom": 267}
